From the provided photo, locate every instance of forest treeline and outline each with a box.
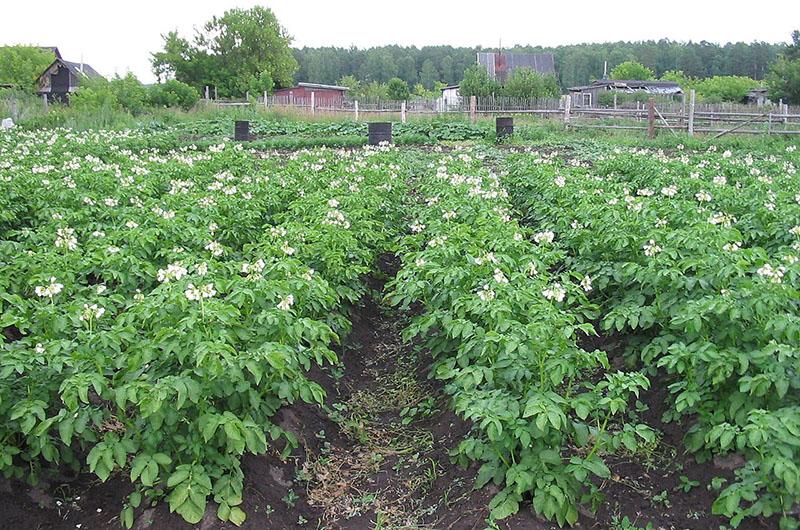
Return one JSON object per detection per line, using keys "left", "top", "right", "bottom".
{"left": 293, "top": 40, "right": 784, "bottom": 90}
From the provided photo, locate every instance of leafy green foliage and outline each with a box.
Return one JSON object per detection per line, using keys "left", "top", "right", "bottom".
{"left": 0, "top": 46, "right": 56, "bottom": 91}
{"left": 388, "top": 149, "right": 651, "bottom": 526}
{"left": 502, "top": 68, "right": 560, "bottom": 98}
{"left": 0, "top": 132, "right": 409, "bottom": 526}
{"left": 386, "top": 77, "right": 410, "bottom": 101}
{"left": 151, "top": 6, "right": 298, "bottom": 97}
{"left": 767, "top": 32, "right": 800, "bottom": 105}
{"left": 503, "top": 142, "right": 800, "bottom": 528}
{"left": 611, "top": 61, "right": 655, "bottom": 81}
{"left": 147, "top": 80, "right": 200, "bottom": 111}
{"left": 459, "top": 65, "right": 499, "bottom": 98}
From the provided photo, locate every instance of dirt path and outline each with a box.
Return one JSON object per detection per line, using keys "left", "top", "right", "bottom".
{"left": 291, "top": 259, "right": 504, "bottom": 530}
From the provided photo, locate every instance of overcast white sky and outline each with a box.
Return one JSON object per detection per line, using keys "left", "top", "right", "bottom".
{"left": 3, "top": 0, "right": 799, "bottom": 83}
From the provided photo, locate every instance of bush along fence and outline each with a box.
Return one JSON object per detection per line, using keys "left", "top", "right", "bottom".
{"left": 202, "top": 90, "right": 800, "bottom": 137}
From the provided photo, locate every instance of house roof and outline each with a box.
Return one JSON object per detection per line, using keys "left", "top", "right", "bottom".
{"left": 293, "top": 82, "right": 349, "bottom": 91}
{"left": 441, "top": 84, "right": 460, "bottom": 91}
{"left": 569, "top": 79, "right": 682, "bottom": 94}
{"left": 36, "top": 58, "right": 104, "bottom": 92}
{"left": 60, "top": 60, "right": 103, "bottom": 79}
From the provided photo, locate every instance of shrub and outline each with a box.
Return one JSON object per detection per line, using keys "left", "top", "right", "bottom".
{"left": 109, "top": 73, "right": 148, "bottom": 115}
{"left": 501, "top": 68, "right": 560, "bottom": 98}
{"left": 387, "top": 77, "right": 410, "bottom": 101}
{"left": 147, "top": 80, "right": 200, "bottom": 111}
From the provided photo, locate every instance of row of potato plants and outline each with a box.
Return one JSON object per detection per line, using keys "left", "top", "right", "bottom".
{"left": 387, "top": 147, "right": 655, "bottom": 526}
{"left": 0, "top": 129, "right": 407, "bottom": 525}
{"left": 503, "top": 144, "right": 800, "bottom": 528}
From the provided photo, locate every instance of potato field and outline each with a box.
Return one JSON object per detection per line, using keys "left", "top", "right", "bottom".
{"left": 0, "top": 126, "right": 797, "bottom": 530}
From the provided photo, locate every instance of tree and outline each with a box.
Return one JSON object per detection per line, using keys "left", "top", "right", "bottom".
{"left": 459, "top": 65, "right": 498, "bottom": 97}
{"left": 151, "top": 6, "right": 297, "bottom": 98}
{"left": 109, "top": 73, "right": 148, "bottom": 115}
{"left": 420, "top": 59, "right": 439, "bottom": 90}
{"left": 767, "top": 58, "right": 800, "bottom": 105}
{"left": 359, "top": 50, "right": 398, "bottom": 83}
{"left": 386, "top": 77, "right": 410, "bottom": 100}
{"left": 501, "top": 68, "right": 560, "bottom": 98}
{"left": 767, "top": 30, "right": 800, "bottom": 105}
{"left": 0, "top": 46, "right": 56, "bottom": 91}
{"left": 610, "top": 60, "right": 654, "bottom": 80}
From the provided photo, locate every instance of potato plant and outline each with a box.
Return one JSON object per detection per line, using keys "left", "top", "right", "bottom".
{"left": 0, "top": 130, "right": 408, "bottom": 526}
{"left": 388, "top": 148, "right": 653, "bottom": 526}
{"left": 504, "top": 144, "right": 800, "bottom": 529}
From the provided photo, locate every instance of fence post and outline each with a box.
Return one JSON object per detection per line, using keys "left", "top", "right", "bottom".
{"left": 563, "top": 95, "right": 571, "bottom": 127}
{"left": 205, "top": 86, "right": 210, "bottom": 100}
{"left": 687, "top": 90, "right": 696, "bottom": 137}
{"left": 470, "top": 96, "right": 477, "bottom": 124}
{"left": 263, "top": 91, "right": 268, "bottom": 109}
{"left": 679, "top": 92, "right": 685, "bottom": 128}
{"left": 647, "top": 97, "right": 656, "bottom": 139}
{"left": 42, "top": 94, "right": 49, "bottom": 112}
{"left": 401, "top": 100, "right": 407, "bottom": 123}
{"left": 354, "top": 100, "right": 359, "bottom": 121}
{"left": 311, "top": 91, "right": 316, "bottom": 115}
{"left": 784, "top": 102, "right": 789, "bottom": 124}
{"left": 214, "top": 86, "right": 218, "bottom": 100}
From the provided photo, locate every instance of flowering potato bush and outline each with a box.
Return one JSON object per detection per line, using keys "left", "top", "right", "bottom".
{"left": 388, "top": 147, "right": 653, "bottom": 526}
{"left": 0, "top": 130, "right": 407, "bottom": 526}
{"left": 504, "top": 144, "right": 800, "bottom": 528}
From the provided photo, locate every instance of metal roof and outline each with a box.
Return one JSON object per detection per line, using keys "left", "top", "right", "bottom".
{"left": 296, "top": 82, "right": 349, "bottom": 91}
{"left": 569, "top": 79, "right": 682, "bottom": 94}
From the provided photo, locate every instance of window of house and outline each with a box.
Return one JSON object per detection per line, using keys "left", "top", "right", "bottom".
{"left": 582, "top": 93, "right": 592, "bottom": 106}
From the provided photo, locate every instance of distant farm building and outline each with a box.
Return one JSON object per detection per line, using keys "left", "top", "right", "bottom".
{"left": 273, "top": 83, "right": 348, "bottom": 106}
{"left": 440, "top": 84, "right": 462, "bottom": 108}
{"left": 37, "top": 57, "right": 103, "bottom": 103}
{"left": 746, "top": 87, "right": 770, "bottom": 106}
{"left": 568, "top": 79, "right": 683, "bottom": 107}
{"left": 477, "top": 52, "right": 556, "bottom": 84}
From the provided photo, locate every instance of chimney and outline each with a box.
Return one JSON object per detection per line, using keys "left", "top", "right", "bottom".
{"left": 603, "top": 61, "right": 608, "bottom": 79}
{"left": 80, "top": 53, "right": 85, "bottom": 74}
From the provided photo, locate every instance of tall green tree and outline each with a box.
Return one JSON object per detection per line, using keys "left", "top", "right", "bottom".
{"left": 767, "top": 30, "right": 800, "bottom": 104}
{"left": 151, "top": 6, "right": 297, "bottom": 98}
{"left": 420, "top": 59, "right": 439, "bottom": 90}
{"left": 610, "top": 61, "right": 655, "bottom": 80}
{"left": 0, "top": 46, "right": 56, "bottom": 91}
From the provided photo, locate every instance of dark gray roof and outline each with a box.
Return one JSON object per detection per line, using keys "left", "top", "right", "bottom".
{"left": 61, "top": 60, "right": 103, "bottom": 79}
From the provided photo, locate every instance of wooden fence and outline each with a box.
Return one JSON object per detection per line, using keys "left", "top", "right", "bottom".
{"left": 202, "top": 90, "right": 800, "bottom": 137}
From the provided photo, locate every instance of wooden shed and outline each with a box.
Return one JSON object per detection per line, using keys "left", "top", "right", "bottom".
{"left": 37, "top": 58, "right": 103, "bottom": 103}
{"left": 272, "top": 82, "right": 348, "bottom": 106}
{"left": 568, "top": 79, "right": 682, "bottom": 108}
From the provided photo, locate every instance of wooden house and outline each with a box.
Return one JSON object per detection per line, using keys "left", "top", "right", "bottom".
{"left": 37, "top": 58, "right": 103, "bottom": 103}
